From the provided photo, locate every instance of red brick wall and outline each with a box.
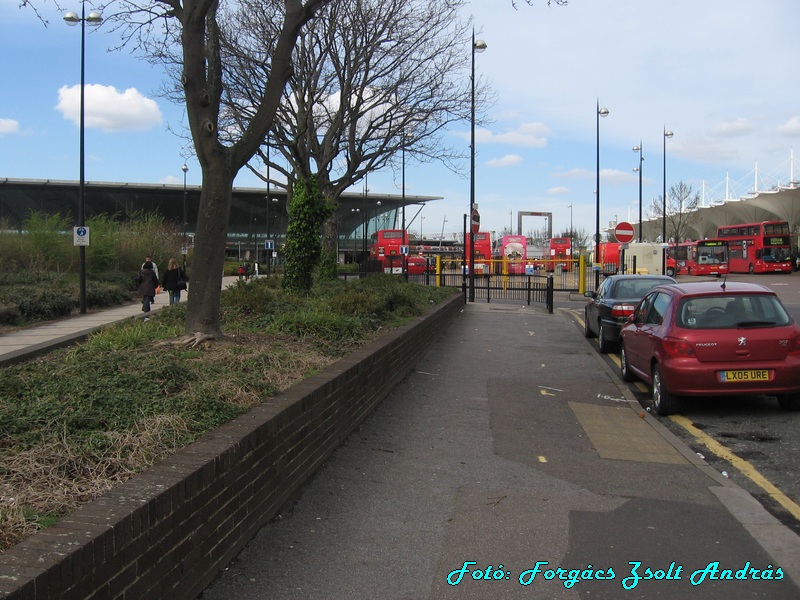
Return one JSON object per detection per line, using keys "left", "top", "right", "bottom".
{"left": 0, "top": 294, "right": 462, "bottom": 600}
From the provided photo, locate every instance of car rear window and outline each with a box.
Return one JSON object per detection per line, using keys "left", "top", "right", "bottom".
{"left": 613, "top": 279, "right": 667, "bottom": 299}
{"left": 677, "top": 294, "right": 792, "bottom": 329}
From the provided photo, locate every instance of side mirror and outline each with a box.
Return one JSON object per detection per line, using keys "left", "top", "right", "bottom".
{"left": 584, "top": 291, "right": 595, "bottom": 298}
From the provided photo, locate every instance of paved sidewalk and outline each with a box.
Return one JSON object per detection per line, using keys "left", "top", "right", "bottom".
{"left": 0, "top": 276, "right": 240, "bottom": 366}
{"left": 201, "top": 301, "right": 800, "bottom": 600}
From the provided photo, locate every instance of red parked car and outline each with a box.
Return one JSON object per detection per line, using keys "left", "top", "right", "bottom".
{"left": 619, "top": 281, "right": 800, "bottom": 415}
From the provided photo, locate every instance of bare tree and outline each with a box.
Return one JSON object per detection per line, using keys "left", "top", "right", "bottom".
{"left": 20, "top": 0, "right": 563, "bottom": 332}
{"left": 559, "top": 227, "right": 590, "bottom": 253}
{"left": 23, "top": 0, "right": 332, "bottom": 336}
{"left": 226, "top": 0, "right": 487, "bottom": 272}
{"left": 648, "top": 182, "right": 701, "bottom": 243}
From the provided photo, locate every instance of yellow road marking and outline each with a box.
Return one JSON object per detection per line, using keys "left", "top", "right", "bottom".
{"left": 671, "top": 414, "right": 800, "bottom": 522}
{"left": 538, "top": 456, "right": 548, "bottom": 463}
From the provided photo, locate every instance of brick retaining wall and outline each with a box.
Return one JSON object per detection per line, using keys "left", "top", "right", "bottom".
{"left": 0, "top": 294, "right": 463, "bottom": 600}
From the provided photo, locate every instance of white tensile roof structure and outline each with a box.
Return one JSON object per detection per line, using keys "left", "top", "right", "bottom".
{"left": 636, "top": 154, "right": 800, "bottom": 244}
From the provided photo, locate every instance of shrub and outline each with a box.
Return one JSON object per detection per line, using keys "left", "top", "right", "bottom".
{"left": 17, "top": 290, "right": 75, "bottom": 320}
{"left": 85, "top": 283, "right": 133, "bottom": 309}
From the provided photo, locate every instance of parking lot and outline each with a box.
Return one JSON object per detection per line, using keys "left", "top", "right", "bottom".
{"left": 571, "top": 272, "right": 800, "bottom": 535}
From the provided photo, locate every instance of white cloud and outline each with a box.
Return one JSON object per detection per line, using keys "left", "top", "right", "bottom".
{"left": 0, "top": 118, "right": 20, "bottom": 135}
{"left": 546, "top": 186, "right": 570, "bottom": 195}
{"left": 776, "top": 117, "right": 800, "bottom": 136}
{"left": 56, "top": 84, "right": 163, "bottom": 132}
{"left": 474, "top": 122, "right": 550, "bottom": 148}
{"left": 486, "top": 154, "right": 522, "bottom": 168}
{"left": 708, "top": 118, "right": 754, "bottom": 138}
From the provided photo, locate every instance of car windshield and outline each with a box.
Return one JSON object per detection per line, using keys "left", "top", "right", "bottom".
{"left": 677, "top": 294, "right": 792, "bottom": 329}
{"left": 612, "top": 279, "right": 666, "bottom": 299}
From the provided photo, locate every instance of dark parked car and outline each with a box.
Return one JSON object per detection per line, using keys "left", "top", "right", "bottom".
{"left": 619, "top": 281, "right": 800, "bottom": 415}
{"left": 584, "top": 275, "right": 676, "bottom": 353}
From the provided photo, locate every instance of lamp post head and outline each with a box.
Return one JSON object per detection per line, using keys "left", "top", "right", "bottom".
{"left": 664, "top": 130, "right": 674, "bottom": 139}
{"left": 598, "top": 107, "right": 609, "bottom": 118}
{"left": 633, "top": 145, "right": 641, "bottom": 153}
{"left": 64, "top": 10, "right": 102, "bottom": 25}
{"left": 182, "top": 164, "right": 188, "bottom": 174}
{"left": 474, "top": 39, "right": 487, "bottom": 53}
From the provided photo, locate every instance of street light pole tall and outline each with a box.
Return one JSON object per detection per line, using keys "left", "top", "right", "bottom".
{"left": 181, "top": 163, "right": 188, "bottom": 270}
{"left": 64, "top": 2, "right": 102, "bottom": 314}
{"left": 595, "top": 101, "right": 609, "bottom": 289}
{"left": 662, "top": 128, "right": 674, "bottom": 244}
{"left": 469, "top": 30, "right": 487, "bottom": 302}
{"left": 633, "top": 142, "right": 643, "bottom": 242}
{"left": 568, "top": 203, "right": 573, "bottom": 240}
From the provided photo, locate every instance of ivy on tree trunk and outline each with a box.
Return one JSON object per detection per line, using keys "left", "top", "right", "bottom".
{"left": 282, "top": 178, "right": 334, "bottom": 293}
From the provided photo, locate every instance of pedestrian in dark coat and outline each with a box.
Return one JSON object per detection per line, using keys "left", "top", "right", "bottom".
{"left": 136, "top": 261, "right": 159, "bottom": 313}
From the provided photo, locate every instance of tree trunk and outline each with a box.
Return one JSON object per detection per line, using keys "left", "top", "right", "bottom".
{"left": 322, "top": 208, "right": 340, "bottom": 260}
{"left": 185, "top": 161, "right": 235, "bottom": 336}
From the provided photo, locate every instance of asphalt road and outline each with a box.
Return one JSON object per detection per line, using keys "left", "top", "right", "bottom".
{"left": 570, "top": 271, "right": 800, "bottom": 537}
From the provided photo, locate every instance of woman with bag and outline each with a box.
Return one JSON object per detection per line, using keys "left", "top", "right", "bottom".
{"left": 160, "top": 258, "right": 187, "bottom": 305}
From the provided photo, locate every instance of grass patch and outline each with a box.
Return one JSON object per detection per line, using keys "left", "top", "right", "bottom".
{"left": 0, "top": 274, "right": 457, "bottom": 551}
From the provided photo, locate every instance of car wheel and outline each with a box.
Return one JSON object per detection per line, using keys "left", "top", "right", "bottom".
{"left": 620, "top": 343, "right": 635, "bottom": 382}
{"left": 584, "top": 310, "right": 596, "bottom": 338}
{"left": 598, "top": 323, "right": 614, "bottom": 354}
{"left": 777, "top": 394, "right": 800, "bottom": 411}
{"left": 748, "top": 263, "right": 755, "bottom": 274}
{"left": 652, "top": 365, "right": 678, "bottom": 416}
{"left": 666, "top": 267, "right": 675, "bottom": 277}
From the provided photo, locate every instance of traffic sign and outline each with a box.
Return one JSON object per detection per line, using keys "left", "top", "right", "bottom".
{"left": 614, "top": 221, "right": 635, "bottom": 243}
{"left": 470, "top": 208, "right": 480, "bottom": 234}
{"left": 73, "top": 226, "right": 90, "bottom": 247}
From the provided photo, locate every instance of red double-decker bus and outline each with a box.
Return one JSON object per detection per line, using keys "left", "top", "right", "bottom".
{"left": 546, "top": 237, "right": 572, "bottom": 272}
{"left": 496, "top": 235, "right": 527, "bottom": 274}
{"left": 467, "top": 231, "right": 492, "bottom": 275}
{"left": 370, "top": 229, "right": 407, "bottom": 273}
{"left": 715, "top": 221, "right": 793, "bottom": 274}
{"left": 669, "top": 240, "right": 728, "bottom": 276}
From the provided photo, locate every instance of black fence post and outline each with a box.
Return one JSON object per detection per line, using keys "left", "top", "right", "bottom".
{"left": 547, "top": 274, "right": 554, "bottom": 313}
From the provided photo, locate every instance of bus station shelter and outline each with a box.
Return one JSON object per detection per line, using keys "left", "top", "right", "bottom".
{"left": 0, "top": 178, "right": 441, "bottom": 264}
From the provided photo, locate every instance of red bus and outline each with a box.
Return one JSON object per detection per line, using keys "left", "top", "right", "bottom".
{"left": 369, "top": 229, "right": 407, "bottom": 273}
{"left": 467, "top": 231, "right": 492, "bottom": 275}
{"left": 715, "top": 221, "right": 793, "bottom": 273}
{"left": 669, "top": 240, "right": 728, "bottom": 276}
{"left": 496, "top": 235, "right": 527, "bottom": 274}
{"left": 597, "top": 242, "right": 621, "bottom": 275}
{"left": 547, "top": 237, "right": 572, "bottom": 272}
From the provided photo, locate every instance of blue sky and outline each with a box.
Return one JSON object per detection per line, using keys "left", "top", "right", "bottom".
{"left": 2, "top": 0, "right": 799, "bottom": 241}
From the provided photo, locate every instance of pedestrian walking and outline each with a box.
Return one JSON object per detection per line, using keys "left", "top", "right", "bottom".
{"left": 143, "top": 255, "right": 160, "bottom": 300}
{"left": 160, "top": 258, "right": 187, "bottom": 305}
{"left": 136, "top": 261, "right": 159, "bottom": 313}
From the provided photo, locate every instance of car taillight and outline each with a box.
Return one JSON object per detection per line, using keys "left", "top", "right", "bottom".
{"left": 611, "top": 303, "right": 636, "bottom": 318}
{"left": 789, "top": 336, "right": 800, "bottom": 354}
{"left": 662, "top": 337, "right": 696, "bottom": 358}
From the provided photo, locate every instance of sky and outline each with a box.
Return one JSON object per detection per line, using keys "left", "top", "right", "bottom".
{"left": 2, "top": 0, "right": 800, "bottom": 242}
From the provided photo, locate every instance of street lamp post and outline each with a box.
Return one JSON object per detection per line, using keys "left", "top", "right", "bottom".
{"left": 568, "top": 203, "right": 573, "bottom": 240}
{"left": 64, "top": 2, "right": 102, "bottom": 314}
{"left": 632, "top": 143, "right": 643, "bottom": 242}
{"left": 662, "top": 128, "right": 674, "bottom": 244}
{"left": 595, "top": 101, "right": 609, "bottom": 289}
{"left": 181, "top": 163, "right": 188, "bottom": 270}
{"left": 469, "top": 30, "right": 487, "bottom": 302}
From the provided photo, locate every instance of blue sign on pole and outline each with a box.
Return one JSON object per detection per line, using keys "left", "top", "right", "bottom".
{"left": 265, "top": 240, "right": 275, "bottom": 250}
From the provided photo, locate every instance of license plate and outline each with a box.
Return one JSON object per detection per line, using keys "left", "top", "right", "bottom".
{"left": 719, "top": 370, "right": 770, "bottom": 382}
